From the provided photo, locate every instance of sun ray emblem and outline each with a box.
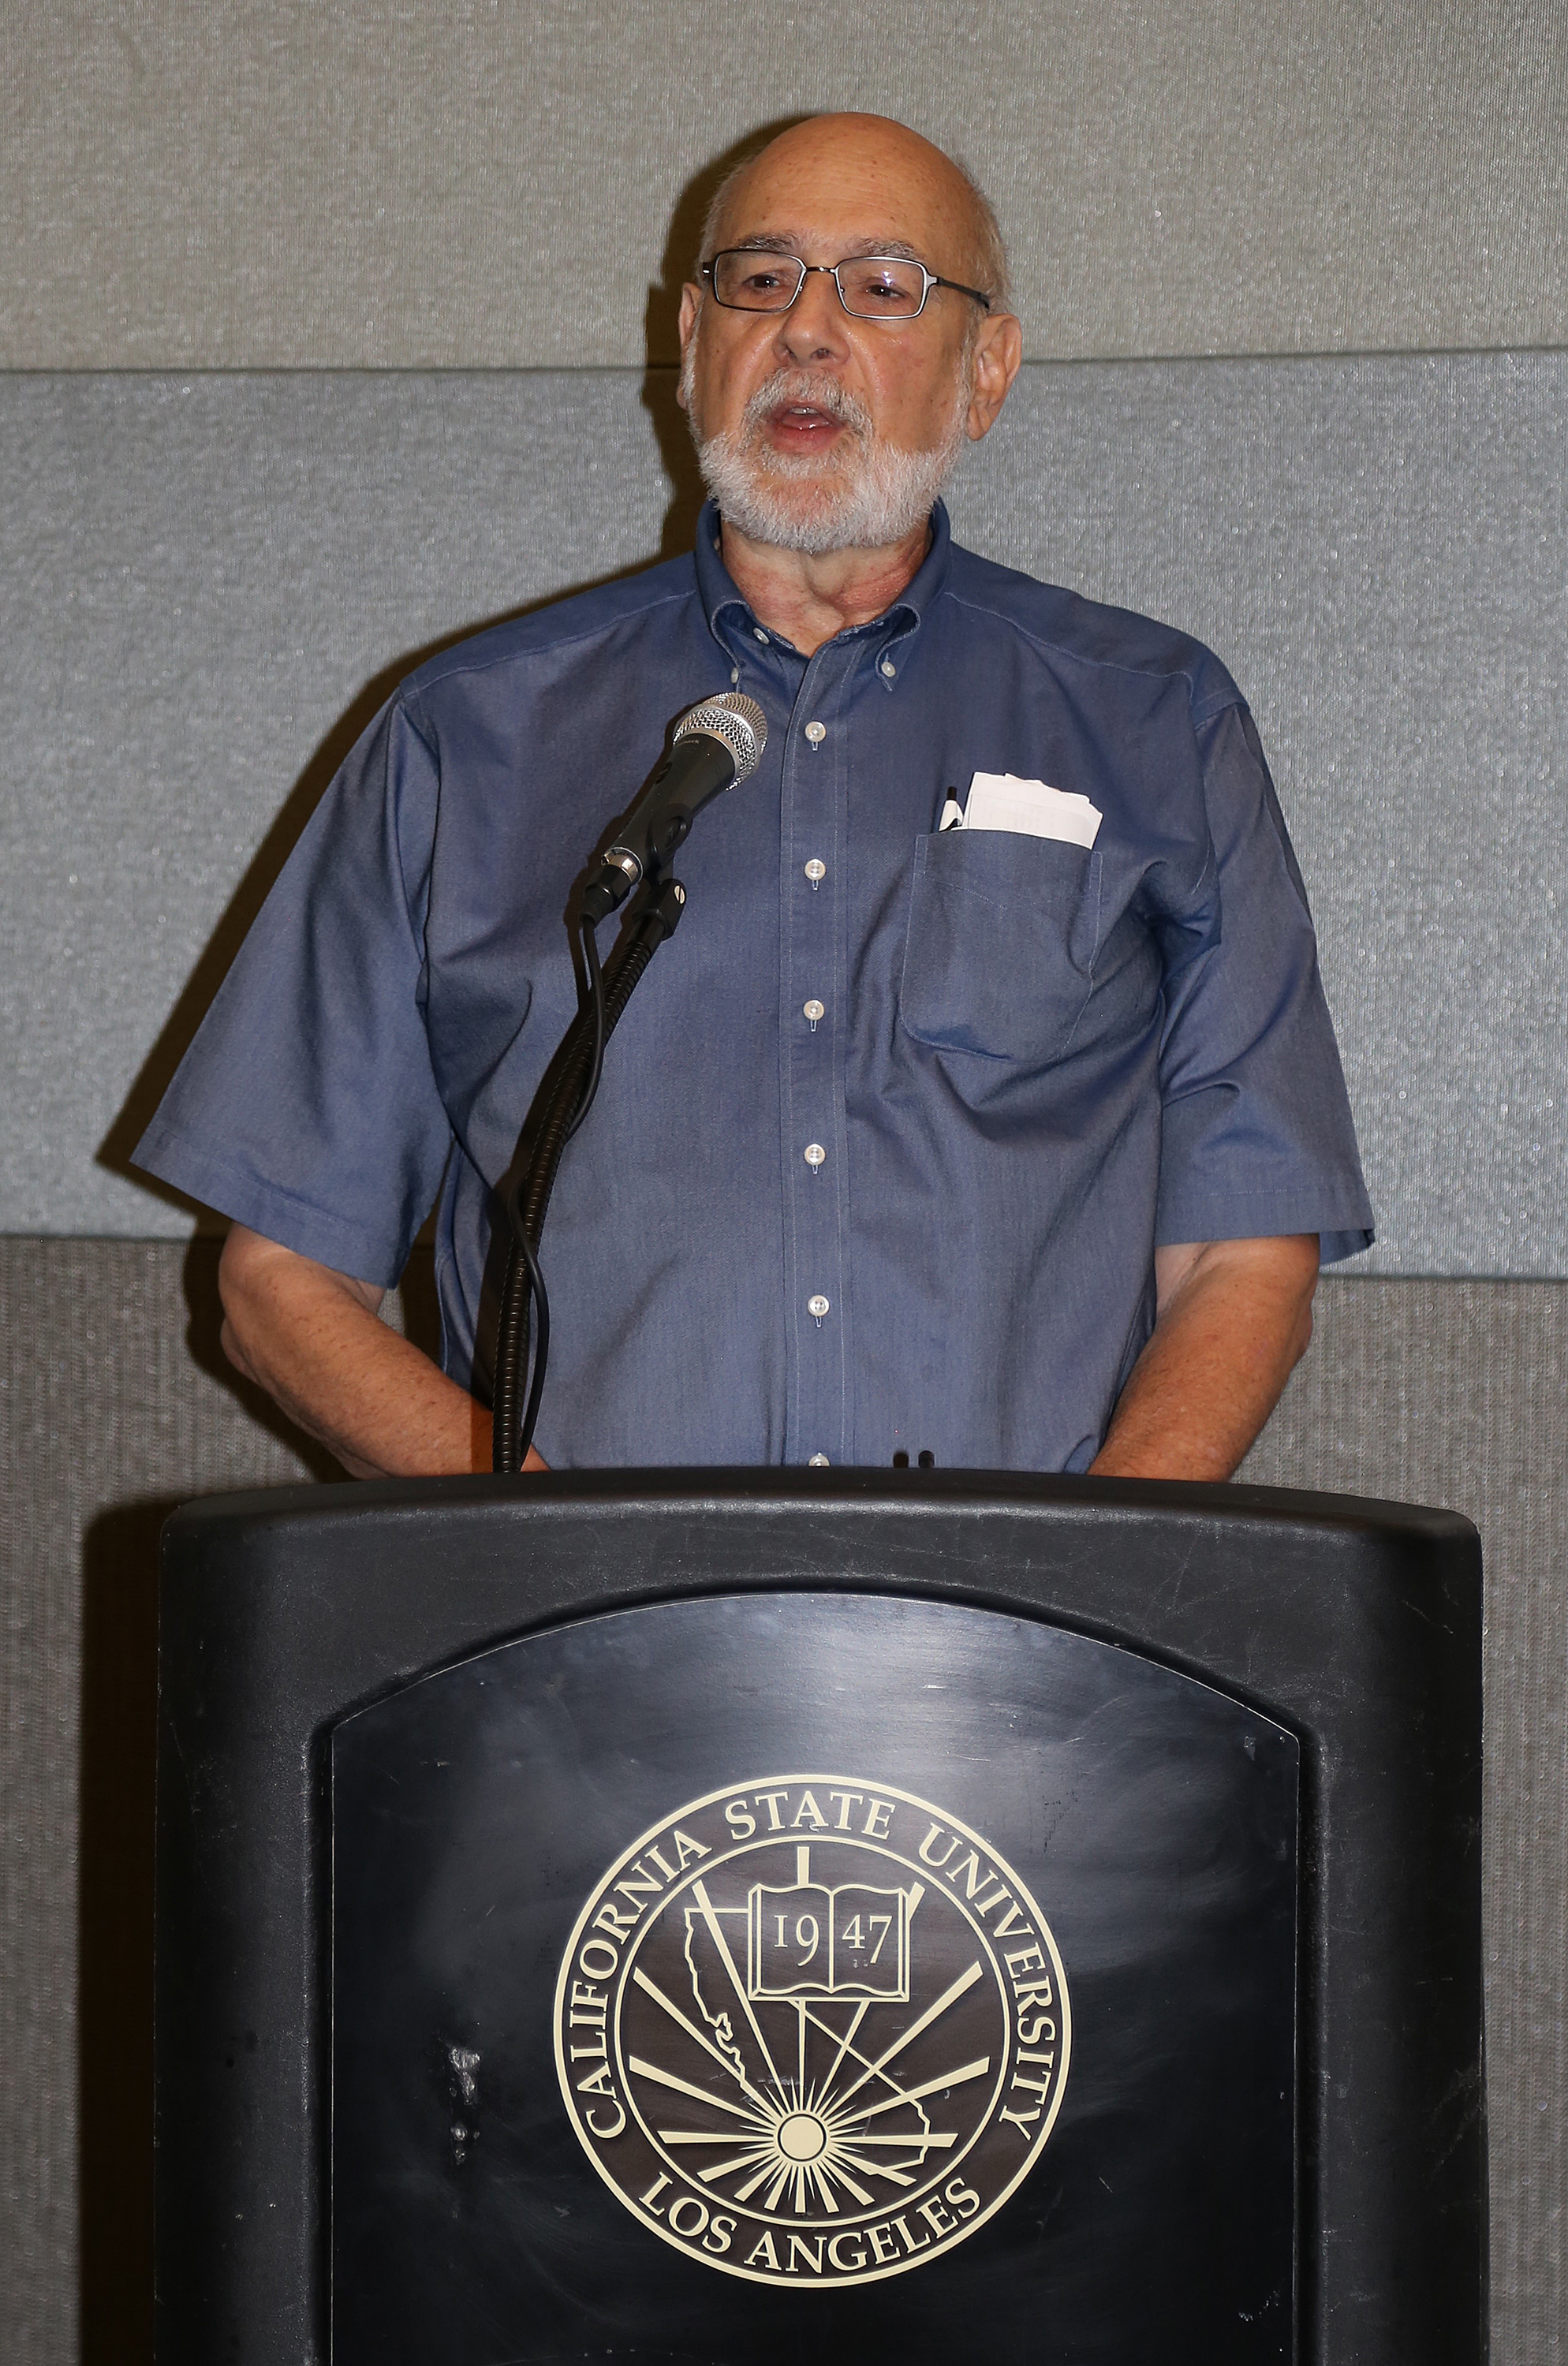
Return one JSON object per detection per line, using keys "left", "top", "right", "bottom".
{"left": 555, "top": 1777, "right": 1070, "bottom": 2287}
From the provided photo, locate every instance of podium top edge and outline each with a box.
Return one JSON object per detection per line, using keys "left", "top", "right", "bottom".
{"left": 159, "top": 1466, "right": 1480, "bottom": 1548}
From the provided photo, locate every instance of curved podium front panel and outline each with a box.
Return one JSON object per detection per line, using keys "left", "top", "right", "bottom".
{"left": 155, "top": 1470, "right": 1484, "bottom": 2364}
{"left": 331, "top": 1593, "right": 1297, "bottom": 2359}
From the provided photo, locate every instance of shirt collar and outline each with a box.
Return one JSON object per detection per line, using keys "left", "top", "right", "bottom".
{"left": 693, "top": 496, "right": 952, "bottom": 685}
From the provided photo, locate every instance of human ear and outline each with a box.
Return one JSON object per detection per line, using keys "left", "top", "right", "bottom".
{"left": 965, "top": 310, "right": 1023, "bottom": 441}
{"left": 675, "top": 283, "right": 702, "bottom": 409}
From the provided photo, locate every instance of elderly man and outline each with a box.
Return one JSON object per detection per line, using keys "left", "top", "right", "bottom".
{"left": 134, "top": 114, "right": 1371, "bottom": 1479}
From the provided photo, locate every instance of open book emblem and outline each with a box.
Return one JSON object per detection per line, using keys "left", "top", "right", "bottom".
{"left": 747, "top": 1856, "right": 912, "bottom": 2002}
{"left": 555, "top": 1774, "right": 1071, "bottom": 2289}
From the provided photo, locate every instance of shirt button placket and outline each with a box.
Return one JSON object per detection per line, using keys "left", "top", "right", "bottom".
{"left": 782, "top": 671, "right": 848, "bottom": 1467}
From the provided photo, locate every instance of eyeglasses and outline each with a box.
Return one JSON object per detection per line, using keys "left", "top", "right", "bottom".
{"left": 702, "top": 247, "right": 992, "bottom": 322}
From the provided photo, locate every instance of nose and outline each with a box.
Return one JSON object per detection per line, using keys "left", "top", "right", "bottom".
{"left": 773, "top": 267, "right": 849, "bottom": 366}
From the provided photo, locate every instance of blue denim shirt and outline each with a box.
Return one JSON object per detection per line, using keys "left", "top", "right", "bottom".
{"left": 136, "top": 500, "right": 1372, "bottom": 1471}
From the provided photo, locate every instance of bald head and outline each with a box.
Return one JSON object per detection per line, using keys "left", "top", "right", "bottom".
{"left": 700, "top": 114, "right": 1010, "bottom": 310}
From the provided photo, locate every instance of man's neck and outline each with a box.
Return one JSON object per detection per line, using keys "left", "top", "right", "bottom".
{"left": 719, "top": 517, "right": 931, "bottom": 659}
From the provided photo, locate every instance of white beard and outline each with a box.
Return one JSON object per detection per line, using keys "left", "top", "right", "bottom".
{"left": 682, "top": 353, "right": 971, "bottom": 556}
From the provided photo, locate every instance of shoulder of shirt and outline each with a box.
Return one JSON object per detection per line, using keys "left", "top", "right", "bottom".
{"left": 942, "top": 539, "right": 1245, "bottom": 725}
{"left": 396, "top": 550, "right": 700, "bottom": 707}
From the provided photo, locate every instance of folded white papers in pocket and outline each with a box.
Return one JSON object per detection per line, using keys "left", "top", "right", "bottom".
{"left": 964, "top": 771, "right": 1103, "bottom": 849}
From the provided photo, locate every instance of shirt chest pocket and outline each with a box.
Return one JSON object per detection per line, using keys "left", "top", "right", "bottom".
{"left": 898, "top": 830, "right": 1103, "bottom": 1064}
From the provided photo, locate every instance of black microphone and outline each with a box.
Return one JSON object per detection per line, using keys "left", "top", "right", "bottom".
{"left": 581, "top": 692, "right": 767, "bottom": 920}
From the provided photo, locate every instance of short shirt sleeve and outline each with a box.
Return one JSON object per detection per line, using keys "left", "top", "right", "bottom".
{"left": 1155, "top": 703, "right": 1374, "bottom": 1263}
{"left": 133, "top": 694, "right": 454, "bottom": 1286}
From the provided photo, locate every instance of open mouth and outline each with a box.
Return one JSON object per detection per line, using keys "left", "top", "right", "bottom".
{"left": 730, "top": 375, "right": 874, "bottom": 480}
{"left": 764, "top": 401, "right": 849, "bottom": 446}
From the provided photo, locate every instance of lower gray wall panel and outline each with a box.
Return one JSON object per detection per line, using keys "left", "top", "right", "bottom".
{"left": 1, "top": 1242, "right": 1563, "bottom": 2364}
{"left": 2, "top": 356, "right": 1566, "bottom": 1270}
{"left": 0, "top": 1241, "right": 324, "bottom": 2366}
{"left": 1241, "top": 1277, "right": 1568, "bottom": 2363}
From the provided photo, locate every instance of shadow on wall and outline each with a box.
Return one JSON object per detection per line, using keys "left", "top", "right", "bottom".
{"left": 77, "top": 1246, "right": 347, "bottom": 2364}
{"left": 640, "top": 114, "right": 810, "bottom": 509}
{"left": 77, "top": 1491, "right": 162, "bottom": 2366}
{"left": 98, "top": 119, "right": 804, "bottom": 1211}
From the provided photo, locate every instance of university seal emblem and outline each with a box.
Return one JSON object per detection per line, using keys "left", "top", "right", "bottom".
{"left": 554, "top": 1774, "right": 1071, "bottom": 2286}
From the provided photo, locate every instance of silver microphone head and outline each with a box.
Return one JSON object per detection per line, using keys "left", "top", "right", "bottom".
{"left": 673, "top": 690, "right": 768, "bottom": 780}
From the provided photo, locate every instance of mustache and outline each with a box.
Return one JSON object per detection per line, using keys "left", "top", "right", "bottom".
{"left": 739, "top": 370, "right": 874, "bottom": 444}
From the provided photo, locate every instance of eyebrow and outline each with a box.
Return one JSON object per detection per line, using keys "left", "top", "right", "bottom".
{"left": 719, "top": 233, "right": 929, "bottom": 264}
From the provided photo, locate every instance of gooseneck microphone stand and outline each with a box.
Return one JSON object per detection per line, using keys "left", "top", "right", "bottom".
{"left": 490, "top": 873, "right": 685, "bottom": 1473}
{"left": 491, "top": 692, "right": 767, "bottom": 1474}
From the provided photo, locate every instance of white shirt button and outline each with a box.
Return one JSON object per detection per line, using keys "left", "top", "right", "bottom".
{"left": 805, "top": 720, "right": 827, "bottom": 745}
{"left": 808, "top": 1293, "right": 831, "bottom": 1319}
{"left": 804, "top": 858, "right": 826, "bottom": 886}
{"left": 804, "top": 1142, "right": 826, "bottom": 1170}
{"left": 808, "top": 1453, "right": 831, "bottom": 1467}
{"left": 753, "top": 627, "right": 769, "bottom": 644}
{"left": 803, "top": 998, "right": 824, "bottom": 1028}
{"left": 880, "top": 659, "right": 897, "bottom": 677}
{"left": 730, "top": 665, "right": 740, "bottom": 684}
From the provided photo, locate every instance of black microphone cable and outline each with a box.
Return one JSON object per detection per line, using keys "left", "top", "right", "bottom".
{"left": 566, "top": 910, "right": 606, "bottom": 1142}
{"left": 501, "top": 907, "right": 602, "bottom": 1468}
{"left": 492, "top": 879, "right": 687, "bottom": 1469}
{"left": 491, "top": 689, "right": 766, "bottom": 1475}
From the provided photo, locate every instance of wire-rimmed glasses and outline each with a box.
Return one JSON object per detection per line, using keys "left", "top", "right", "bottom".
{"left": 701, "top": 248, "right": 992, "bottom": 321}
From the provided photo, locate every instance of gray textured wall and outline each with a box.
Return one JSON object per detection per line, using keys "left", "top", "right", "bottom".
{"left": 6, "top": 2, "right": 1567, "bottom": 367}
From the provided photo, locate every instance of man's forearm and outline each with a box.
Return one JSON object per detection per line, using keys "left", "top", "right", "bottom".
{"left": 218, "top": 1224, "right": 543, "bottom": 1479}
{"left": 1088, "top": 1234, "right": 1320, "bottom": 1482}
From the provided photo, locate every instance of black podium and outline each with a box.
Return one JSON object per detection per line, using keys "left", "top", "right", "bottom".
{"left": 155, "top": 1472, "right": 1486, "bottom": 2364}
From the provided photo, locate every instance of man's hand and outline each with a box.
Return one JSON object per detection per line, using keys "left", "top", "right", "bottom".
{"left": 1088, "top": 1235, "right": 1320, "bottom": 1481}
{"left": 217, "top": 1224, "right": 547, "bottom": 1480}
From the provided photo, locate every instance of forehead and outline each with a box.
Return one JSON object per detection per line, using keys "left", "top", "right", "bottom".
{"left": 715, "top": 135, "right": 963, "bottom": 268}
